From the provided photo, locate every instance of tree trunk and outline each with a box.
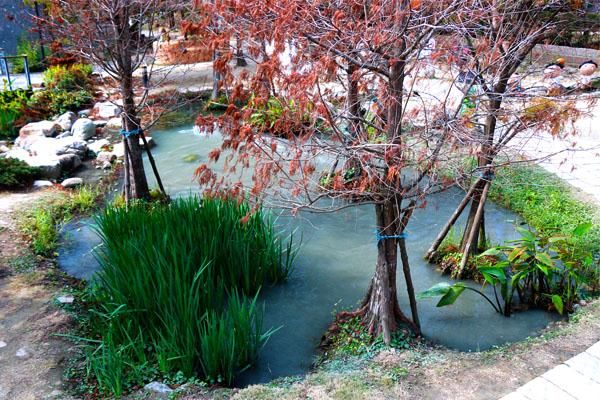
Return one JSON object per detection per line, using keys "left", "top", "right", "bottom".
{"left": 361, "top": 200, "right": 413, "bottom": 344}
{"left": 121, "top": 73, "right": 150, "bottom": 200}
{"left": 235, "top": 35, "right": 247, "bottom": 67}
{"left": 212, "top": 49, "right": 221, "bottom": 101}
{"left": 425, "top": 177, "right": 483, "bottom": 260}
{"left": 346, "top": 64, "right": 360, "bottom": 139}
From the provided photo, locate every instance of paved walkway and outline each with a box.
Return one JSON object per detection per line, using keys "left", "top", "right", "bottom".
{"left": 500, "top": 341, "right": 600, "bottom": 400}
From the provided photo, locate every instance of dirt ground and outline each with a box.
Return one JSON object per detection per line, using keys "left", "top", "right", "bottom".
{"left": 0, "top": 190, "right": 75, "bottom": 400}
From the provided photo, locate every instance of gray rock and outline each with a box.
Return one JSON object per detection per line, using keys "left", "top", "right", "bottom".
{"left": 57, "top": 295, "right": 75, "bottom": 304}
{"left": 58, "top": 154, "right": 82, "bottom": 171}
{"left": 141, "top": 136, "right": 155, "bottom": 149}
{"left": 88, "top": 139, "right": 110, "bottom": 154}
{"left": 93, "top": 120, "right": 108, "bottom": 128}
{"left": 144, "top": 382, "right": 173, "bottom": 394}
{"left": 56, "top": 111, "right": 77, "bottom": 132}
{"left": 33, "top": 180, "right": 54, "bottom": 188}
{"left": 15, "top": 347, "right": 31, "bottom": 358}
{"left": 78, "top": 109, "right": 92, "bottom": 117}
{"left": 94, "top": 101, "right": 121, "bottom": 119}
{"left": 61, "top": 177, "right": 84, "bottom": 188}
{"left": 71, "top": 118, "right": 96, "bottom": 140}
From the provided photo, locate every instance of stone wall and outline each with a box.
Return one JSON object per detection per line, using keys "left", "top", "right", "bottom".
{"left": 531, "top": 44, "right": 600, "bottom": 67}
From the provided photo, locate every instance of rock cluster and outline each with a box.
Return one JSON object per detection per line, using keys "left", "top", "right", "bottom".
{"left": 1, "top": 102, "right": 126, "bottom": 186}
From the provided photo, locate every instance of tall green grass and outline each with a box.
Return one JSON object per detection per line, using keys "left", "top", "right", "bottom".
{"left": 83, "top": 197, "right": 295, "bottom": 395}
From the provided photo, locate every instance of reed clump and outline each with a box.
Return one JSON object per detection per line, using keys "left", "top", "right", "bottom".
{"left": 78, "top": 197, "right": 295, "bottom": 396}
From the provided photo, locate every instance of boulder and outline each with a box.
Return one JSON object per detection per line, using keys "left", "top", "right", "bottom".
{"left": 29, "top": 137, "right": 88, "bottom": 158}
{"left": 88, "top": 139, "right": 110, "bottom": 154}
{"left": 16, "top": 121, "right": 62, "bottom": 150}
{"left": 4, "top": 148, "right": 30, "bottom": 161}
{"left": 27, "top": 157, "right": 62, "bottom": 180}
{"left": 0, "top": 144, "right": 9, "bottom": 153}
{"left": 71, "top": 118, "right": 96, "bottom": 140}
{"left": 61, "top": 177, "right": 83, "bottom": 188}
{"left": 33, "top": 180, "right": 54, "bottom": 188}
{"left": 19, "top": 121, "right": 61, "bottom": 139}
{"left": 94, "top": 101, "right": 121, "bottom": 119}
{"left": 144, "top": 382, "right": 173, "bottom": 394}
{"left": 5, "top": 148, "right": 73, "bottom": 180}
{"left": 58, "top": 154, "right": 82, "bottom": 171}
{"left": 105, "top": 117, "right": 122, "bottom": 130}
{"left": 55, "top": 111, "right": 77, "bottom": 132}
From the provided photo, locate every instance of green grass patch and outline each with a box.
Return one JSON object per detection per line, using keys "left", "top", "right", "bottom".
{"left": 68, "top": 197, "right": 296, "bottom": 397}
{"left": 19, "top": 186, "right": 102, "bottom": 256}
{"left": 490, "top": 164, "right": 600, "bottom": 252}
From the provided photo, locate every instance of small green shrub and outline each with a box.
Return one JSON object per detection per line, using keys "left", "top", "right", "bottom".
{"left": 0, "top": 157, "right": 40, "bottom": 189}
{"left": 19, "top": 186, "right": 101, "bottom": 255}
{"left": 421, "top": 223, "right": 596, "bottom": 316}
{"left": 12, "top": 35, "right": 45, "bottom": 73}
{"left": 0, "top": 89, "right": 31, "bottom": 139}
{"left": 43, "top": 64, "right": 93, "bottom": 91}
{"left": 29, "top": 88, "right": 93, "bottom": 115}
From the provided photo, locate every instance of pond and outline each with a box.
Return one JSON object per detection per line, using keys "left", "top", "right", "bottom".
{"left": 58, "top": 123, "right": 559, "bottom": 386}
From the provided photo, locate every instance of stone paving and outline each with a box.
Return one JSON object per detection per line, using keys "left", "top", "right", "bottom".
{"left": 499, "top": 341, "right": 600, "bottom": 400}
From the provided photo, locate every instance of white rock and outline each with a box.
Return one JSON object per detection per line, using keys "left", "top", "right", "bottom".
{"left": 88, "top": 139, "right": 110, "bottom": 154}
{"left": 97, "top": 151, "right": 117, "bottom": 164}
{"left": 71, "top": 118, "right": 96, "bottom": 140}
{"left": 94, "top": 101, "right": 121, "bottom": 119}
{"left": 33, "top": 180, "right": 54, "bottom": 188}
{"left": 61, "top": 177, "right": 83, "bottom": 188}
{"left": 55, "top": 131, "right": 73, "bottom": 139}
{"left": 0, "top": 340, "right": 7, "bottom": 348}
{"left": 144, "top": 382, "right": 173, "bottom": 394}
{"left": 16, "top": 347, "right": 31, "bottom": 358}
{"left": 4, "top": 148, "right": 31, "bottom": 162}
{"left": 34, "top": 159, "right": 62, "bottom": 180}
{"left": 55, "top": 111, "right": 77, "bottom": 132}
{"left": 28, "top": 137, "right": 88, "bottom": 158}
{"left": 111, "top": 142, "right": 125, "bottom": 158}
{"left": 105, "top": 117, "right": 122, "bottom": 130}
{"left": 57, "top": 295, "right": 75, "bottom": 304}
{"left": 0, "top": 145, "right": 9, "bottom": 153}
{"left": 19, "top": 121, "right": 62, "bottom": 139}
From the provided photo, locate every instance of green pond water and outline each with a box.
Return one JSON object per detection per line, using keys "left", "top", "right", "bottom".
{"left": 58, "top": 123, "right": 559, "bottom": 385}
